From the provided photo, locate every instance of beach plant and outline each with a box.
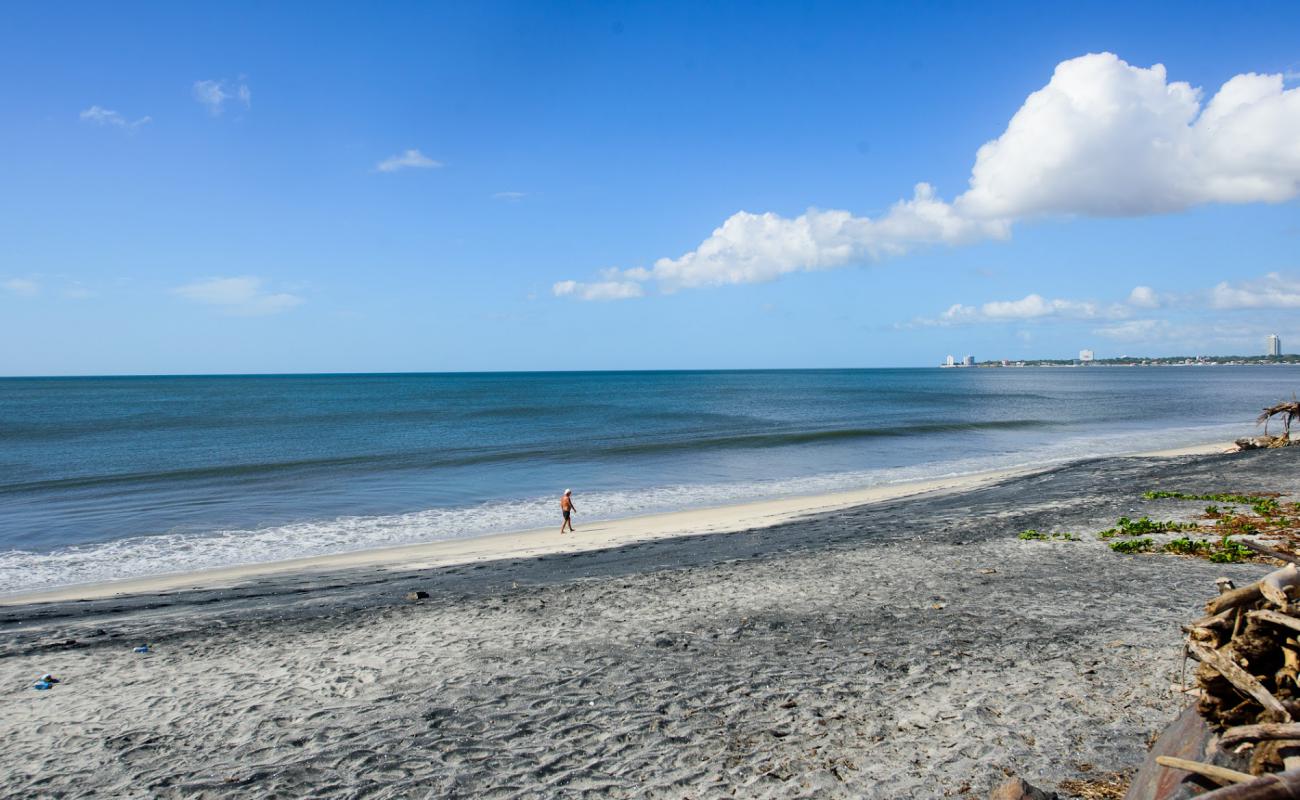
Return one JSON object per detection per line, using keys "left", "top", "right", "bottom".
{"left": 1207, "top": 537, "right": 1253, "bottom": 563}
{"left": 1142, "top": 490, "right": 1277, "bottom": 504}
{"left": 1163, "top": 537, "right": 1211, "bottom": 556}
{"left": 1098, "top": 516, "right": 1199, "bottom": 539}
{"left": 1216, "top": 515, "right": 1259, "bottom": 536}
{"left": 1143, "top": 490, "right": 1285, "bottom": 518}
{"left": 1253, "top": 497, "right": 1281, "bottom": 517}
{"left": 1110, "top": 538, "right": 1154, "bottom": 554}
{"left": 1127, "top": 488, "right": 1300, "bottom": 564}
{"left": 1018, "top": 530, "right": 1079, "bottom": 541}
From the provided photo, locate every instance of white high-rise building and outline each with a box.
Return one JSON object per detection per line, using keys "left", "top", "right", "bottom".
{"left": 944, "top": 355, "right": 956, "bottom": 367}
{"left": 1079, "top": 349, "right": 1094, "bottom": 363}
{"left": 1268, "top": 334, "right": 1281, "bottom": 357}
{"left": 962, "top": 355, "right": 974, "bottom": 367}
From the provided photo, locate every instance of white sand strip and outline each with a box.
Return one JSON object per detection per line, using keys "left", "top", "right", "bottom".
{"left": 1137, "top": 441, "right": 1241, "bottom": 457}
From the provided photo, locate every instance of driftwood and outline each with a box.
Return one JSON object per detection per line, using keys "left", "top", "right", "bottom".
{"left": 1263, "top": 565, "right": 1300, "bottom": 609}
{"left": 1190, "top": 608, "right": 1245, "bottom": 649}
{"left": 1212, "top": 583, "right": 1268, "bottom": 615}
{"left": 1188, "top": 640, "right": 1292, "bottom": 721}
{"left": 1251, "top": 611, "right": 1300, "bottom": 636}
{"left": 1259, "top": 400, "right": 1300, "bottom": 440}
{"left": 1238, "top": 437, "right": 1295, "bottom": 451}
{"left": 1101, "top": 413, "right": 1300, "bottom": 793}
{"left": 1167, "top": 560, "right": 1300, "bottom": 791}
{"left": 1208, "top": 568, "right": 1300, "bottom": 616}
{"left": 1155, "top": 755, "right": 1255, "bottom": 785}
{"left": 1283, "top": 645, "right": 1300, "bottom": 692}
{"left": 1195, "top": 607, "right": 1243, "bottom": 630}
{"left": 1243, "top": 541, "right": 1300, "bottom": 566}
{"left": 1223, "top": 724, "right": 1300, "bottom": 746}
{"left": 1197, "top": 768, "right": 1300, "bottom": 799}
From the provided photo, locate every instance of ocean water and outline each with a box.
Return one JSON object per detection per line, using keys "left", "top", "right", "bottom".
{"left": 2, "top": 367, "right": 1297, "bottom": 594}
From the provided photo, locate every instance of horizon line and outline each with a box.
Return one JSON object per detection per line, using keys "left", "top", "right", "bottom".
{"left": 2, "top": 357, "right": 1296, "bottom": 381}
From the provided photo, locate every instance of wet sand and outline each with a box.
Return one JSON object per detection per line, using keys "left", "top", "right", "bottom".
{"left": 1, "top": 446, "right": 1292, "bottom": 799}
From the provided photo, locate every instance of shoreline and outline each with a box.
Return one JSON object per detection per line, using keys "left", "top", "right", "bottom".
{"left": 1, "top": 440, "right": 1232, "bottom": 606}
{"left": 2, "top": 442, "right": 1290, "bottom": 798}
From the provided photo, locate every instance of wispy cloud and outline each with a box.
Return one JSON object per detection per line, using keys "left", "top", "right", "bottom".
{"left": 193, "top": 79, "right": 252, "bottom": 116}
{"left": 173, "top": 277, "right": 303, "bottom": 316}
{"left": 1127, "top": 286, "right": 1161, "bottom": 308}
{"left": 916, "top": 294, "right": 1120, "bottom": 326}
{"left": 917, "top": 272, "right": 1300, "bottom": 328}
{"left": 63, "top": 282, "right": 94, "bottom": 300}
{"left": 492, "top": 191, "right": 528, "bottom": 202}
{"left": 375, "top": 149, "right": 443, "bottom": 173}
{"left": 910, "top": 272, "right": 1300, "bottom": 356}
{"left": 557, "top": 52, "right": 1300, "bottom": 300}
{"left": 1, "top": 278, "right": 40, "bottom": 297}
{"left": 1094, "top": 319, "right": 1172, "bottom": 340}
{"left": 552, "top": 279, "right": 644, "bottom": 301}
{"left": 79, "top": 105, "right": 151, "bottom": 131}
{"left": 1210, "top": 272, "right": 1300, "bottom": 309}
{"left": 1093, "top": 318, "right": 1287, "bottom": 353}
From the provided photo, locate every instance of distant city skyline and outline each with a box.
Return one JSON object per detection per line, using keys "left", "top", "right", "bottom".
{"left": 2, "top": 2, "right": 1300, "bottom": 375}
{"left": 945, "top": 335, "right": 1294, "bottom": 365}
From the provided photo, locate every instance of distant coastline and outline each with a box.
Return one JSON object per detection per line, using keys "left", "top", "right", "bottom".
{"left": 949, "top": 355, "right": 1300, "bottom": 368}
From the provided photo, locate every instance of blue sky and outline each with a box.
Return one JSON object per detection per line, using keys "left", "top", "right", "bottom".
{"left": 2, "top": 1, "right": 1298, "bottom": 375}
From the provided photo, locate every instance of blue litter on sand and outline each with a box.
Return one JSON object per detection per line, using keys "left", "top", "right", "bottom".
{"left": 133, "top": 645, "right": 150, "bottom": 654}
{"left": 33, "top": 681, "right": 53, "bottom": 691}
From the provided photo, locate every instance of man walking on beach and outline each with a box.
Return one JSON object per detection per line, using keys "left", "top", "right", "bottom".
{"left": 560, "top": 489, "right": 576, "bottom": 534}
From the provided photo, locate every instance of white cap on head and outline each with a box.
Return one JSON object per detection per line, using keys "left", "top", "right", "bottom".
{"left": 564, "top": 489, "right": 571, "bottom": 494}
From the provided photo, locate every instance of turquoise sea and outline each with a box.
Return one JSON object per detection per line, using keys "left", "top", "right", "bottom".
{"left": 2, "top": 367, "right": 1297, "bottom": 594}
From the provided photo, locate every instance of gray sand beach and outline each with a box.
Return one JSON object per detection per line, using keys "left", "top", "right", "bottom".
{"left": 3, "top": 448, "right": 1297, "bottom": 799}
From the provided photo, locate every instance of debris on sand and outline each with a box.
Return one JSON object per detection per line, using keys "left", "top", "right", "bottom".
{"left": 1130, "top": 562, "right": 1300, "bottom": 798}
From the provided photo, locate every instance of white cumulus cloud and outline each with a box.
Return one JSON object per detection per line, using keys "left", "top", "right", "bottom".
{"left": 956, "top": 59, "right": 1300, "bottom": 218}
{"left": 79, "top": 105, "right": 151, "bottom": 131}
{"left": 193, "top": 79, "right": 252, "bottom": 115}
{"left": 173, "top": 277, "right": 303, "bottom": 316}
{"left": 557, "top": 52, "right": 1300, "bottom": 300}
{"left": 376, "top": 149, "right": 443, "bottom": 173}
{"left": 555, "top": 184, "right": 1008, "bottom": 300}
